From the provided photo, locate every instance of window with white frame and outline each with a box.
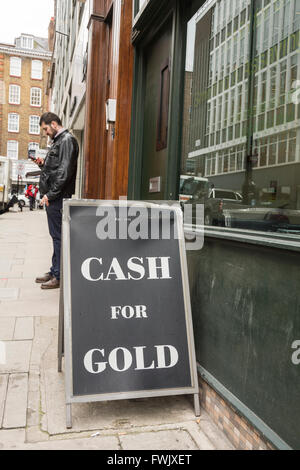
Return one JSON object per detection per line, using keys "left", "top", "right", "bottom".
{"left": 9, "top": 85, "right": 20, "bottom": 104}
{"left": 21, "top": 35, "right": 33, "bottom": 50}
{"left": 8, "top": 113, "right": 19, "bottom": 132}
{"left": 28, "top": 142, "right": 39, "bottom": 152}
{"left": 29, "top": 115, "right": 40, "bottom": 134}
{"left": 31, "top": 60, "right": 43, "bottom": 80}
{"left": 10, "top": 57, "right": 21, "bottom": 77}
{"left": 30, "top": 87, "right": 42, "bottom": 106}
{"left": 7, "top": 140, "right": 18, "bottom": 159}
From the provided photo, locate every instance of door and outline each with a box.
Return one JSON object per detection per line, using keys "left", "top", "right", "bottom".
{"left": 140, "top": 21, "right": 172, "bottom": 200}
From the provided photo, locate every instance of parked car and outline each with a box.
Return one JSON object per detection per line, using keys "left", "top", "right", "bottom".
{"left": 184, "top": 183, "right": 300, "bottom": 232}
{"left": 203, "top": 188, "right": 245, "bottom": 225}
{"left": 184, "top": 187, "right": 246, "bottom": 226}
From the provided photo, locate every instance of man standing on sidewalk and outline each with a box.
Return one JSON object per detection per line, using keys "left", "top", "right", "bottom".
{"left": 35, "top": 112, "right": 79, "bottom": 289}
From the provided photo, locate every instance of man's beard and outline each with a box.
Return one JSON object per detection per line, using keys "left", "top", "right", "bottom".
{"left": 49, "top": 126, "right": 57, "bottom": 139}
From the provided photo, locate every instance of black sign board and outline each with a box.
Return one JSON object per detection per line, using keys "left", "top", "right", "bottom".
{"left": 60, "top": 200, "right": 199, "bottom": 428}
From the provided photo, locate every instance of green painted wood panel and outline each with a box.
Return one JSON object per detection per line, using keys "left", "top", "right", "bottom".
{"left": 140, "top": 21, "right": 172, "bottom": 200}
{"left": 187, "top": 239, "right": 300, "bottom": 449}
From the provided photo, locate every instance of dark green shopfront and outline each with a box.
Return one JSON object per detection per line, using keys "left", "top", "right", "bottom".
{"left": 128, "top": 0, "right": 300, "bottom": 449}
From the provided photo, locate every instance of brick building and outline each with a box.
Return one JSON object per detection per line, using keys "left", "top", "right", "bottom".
{"left": 0, "top": 33, "right": 52, "bottom": 189}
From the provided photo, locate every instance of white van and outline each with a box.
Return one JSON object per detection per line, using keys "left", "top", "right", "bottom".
{"left": 179, "top": 175, "right": 209, "bottom": 203}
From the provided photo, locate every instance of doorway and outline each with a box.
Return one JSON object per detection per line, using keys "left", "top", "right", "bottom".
{"left": 140, "top": 21, "right": 172, "bottom": 200}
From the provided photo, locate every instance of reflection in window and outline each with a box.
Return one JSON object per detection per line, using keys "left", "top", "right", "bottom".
{"left": 180, "top": 0, "right": 300, "bottom": 234}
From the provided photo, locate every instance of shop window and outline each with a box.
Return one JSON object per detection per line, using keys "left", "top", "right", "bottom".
{"left": 179, "top": 0, "right": 300, "bottom": 238}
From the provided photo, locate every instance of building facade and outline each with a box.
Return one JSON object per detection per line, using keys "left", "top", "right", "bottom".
{"left": 0, "top": 33, "right": 52, "bottom": 189}
{"left": 49, "top": 0, "right": 300, "bottom": 449}
{"left": 49, "top": 0, "right": 88, "bottom": 197}
{"left": 0, "top": 35, "right": 52, "bottom": 159}
{"left": 50, "top": 0, "right": 134, "bottom": 200}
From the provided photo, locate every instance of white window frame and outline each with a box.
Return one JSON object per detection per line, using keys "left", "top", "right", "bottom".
{"left": 7, "top": 140, "right": 18, "bottom": 160}
{"left": 30, "top": 87, "right": 42, "bottom": 107}
{"left": 21, "top": 35, "right": 33, "bottom": 50}
{"left": 8, "top": 113, "right": 19, "bottom": 132}
{"left": 28, "top": 142, "right": 40, "bottom": 151}
{"left": 29, "top": 115, "right": 40, "bottom": 135}
{"left": 10, "top": 57, "right": 21, "bottom": 77}
{"left": 9, "top": 85, "right": 20, "bottom": 105}
{"left": 31, "top": 60, "right": 43, "bottom": 80}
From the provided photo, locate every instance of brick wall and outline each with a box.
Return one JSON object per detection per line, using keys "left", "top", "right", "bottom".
{"left": 0, "top": 52, "right": 50, "bottom": 159}
{"left": 199, "top": 377, "right": 275, "bottom": 450}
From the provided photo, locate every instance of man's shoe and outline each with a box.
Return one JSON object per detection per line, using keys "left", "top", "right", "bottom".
{"left": 35, "top": 273, "right": 53, "bottom": 284}
{"left": 41, "top": 277, "right": 60, "bottom": 290}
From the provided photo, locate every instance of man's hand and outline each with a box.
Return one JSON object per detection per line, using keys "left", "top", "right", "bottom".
{"left": 40, "top": 195, "right": 49, "bottom": 207}
{"left": 35, "top": 157, "right": 45, "bottom": 166}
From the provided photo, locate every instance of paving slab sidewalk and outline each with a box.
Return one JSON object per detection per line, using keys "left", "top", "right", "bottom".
{"left": 0, "top": 208, "right": 234, "bottom": 451}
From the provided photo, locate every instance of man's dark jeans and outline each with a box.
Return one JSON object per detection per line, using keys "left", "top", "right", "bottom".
{"left": 29, "top": 196, "right": 35, "bottom": 210}
{"left": 46, "top": 198, "right": 63, "bottom": 281}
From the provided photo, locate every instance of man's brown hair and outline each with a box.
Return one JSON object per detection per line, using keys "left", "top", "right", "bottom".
{"left": 39, "top": 112, "right": 62, "bottom": 127}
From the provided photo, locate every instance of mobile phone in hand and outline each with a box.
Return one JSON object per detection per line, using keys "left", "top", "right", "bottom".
{"left": 28, "top": 150, "right": 37, "bottom": 161}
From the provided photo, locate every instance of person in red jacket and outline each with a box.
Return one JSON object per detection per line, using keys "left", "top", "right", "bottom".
{"left": 25, "top": 184, "right": 38, "bottom": 211}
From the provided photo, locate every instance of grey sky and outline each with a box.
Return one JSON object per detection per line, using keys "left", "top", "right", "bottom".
{"left": 0, "top": 0, "right": 54, "bottom": 45}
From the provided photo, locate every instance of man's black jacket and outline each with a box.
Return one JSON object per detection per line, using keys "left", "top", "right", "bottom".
{"left": 39, "top": 130, "right": 79, "bottom": 201}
